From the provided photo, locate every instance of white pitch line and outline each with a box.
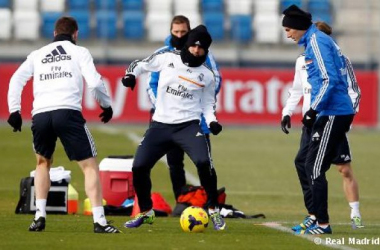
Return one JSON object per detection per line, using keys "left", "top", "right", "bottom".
{"left": 96, "top": 126, "right": 200, "bottom": 186}
{"left": 260, "top": 222, "right": 359, "bottom": 250}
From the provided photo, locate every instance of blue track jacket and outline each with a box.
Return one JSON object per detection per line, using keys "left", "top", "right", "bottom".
{"left": 147, "top": 35, "right": 222, "bottom": 134}
{"left": 298, "top": 24, "right": 354, "bottom": 116}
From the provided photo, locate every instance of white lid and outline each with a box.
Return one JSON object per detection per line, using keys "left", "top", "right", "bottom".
{"left": 99, "top": 158, "right": 134, "bottom": 172}
{"left": 30, "top": 166, "right": 71, "bottom": 182}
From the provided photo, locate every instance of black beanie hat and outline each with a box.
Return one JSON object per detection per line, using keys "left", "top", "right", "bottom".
{"left": 185, "top": 25, "right": 212, "bottom": 51}
{"left": 282, "top": 4, "right": 312, "bottom": 30}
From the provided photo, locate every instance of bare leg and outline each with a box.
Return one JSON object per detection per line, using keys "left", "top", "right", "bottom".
{"left": 337, "top": 163, "right": 359, "bottom": 202}
{"left": 34, "top": 154, "right": 52, "bottom": 219}
{"left": 78, "top": 157, "right": 108, "bottom": 226}
{"left": 337, "top": 163, "right": 361, "bottom": 218}
{"left": 78, "top": 157, "right": 103, "bottom": 207}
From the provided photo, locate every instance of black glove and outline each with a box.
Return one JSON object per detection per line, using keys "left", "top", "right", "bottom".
{"left": 7, "top": 111, "right": 22, "bottom": 132}
{"left": 281, "top": 115, "right": 291, "bottom": 134}
{"left": 209, "top": 121, "right": 222, "bottom": 135}
{"left": 302, "top": 108, "right": 317, "bottom": 128}
{"left": 99, "top": 106, "right": 113, "bottom": 123}
{"left": 121, "top": 74, "right": 136, "bottom": 90}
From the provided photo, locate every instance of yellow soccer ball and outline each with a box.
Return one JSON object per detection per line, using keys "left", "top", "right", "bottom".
{"left": 180, "top": 206, "right": 209, "bottom": 233}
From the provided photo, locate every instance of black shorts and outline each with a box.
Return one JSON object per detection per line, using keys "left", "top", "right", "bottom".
{"left": 299, "top": 126, "right": 352, "bottom": 166}
{"left": 332, "top": 133, "right": 352, "bottom": 165}
{"left": 31, "top": 109, "right": 97, "bottom": 161}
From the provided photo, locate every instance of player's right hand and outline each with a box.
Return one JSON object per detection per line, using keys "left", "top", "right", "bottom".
{"left": 281, "top": 115, "right": 291, "bottom": 134}
{"left": 7, "top": 111, "right": 22, "bottom": 132}
{"left": 121, "top": 74, "right": 136, "bottom": 90}
{"left": 302, "top": 108, "right": 317, "bottom": 129}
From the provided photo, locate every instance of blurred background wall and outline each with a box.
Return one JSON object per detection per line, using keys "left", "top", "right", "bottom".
{"left": 0, "top": 0, "right": 379, "bottom": 126}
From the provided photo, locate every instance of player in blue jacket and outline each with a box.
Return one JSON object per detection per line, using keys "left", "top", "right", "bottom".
{"left": 282, "top": 5, "right": 355, "bottom": 235}
{"left": 146, "top": 15, "right": 222, "bottom": 201}
{"left": 281, "top": 21, "right": 363, "bottom": 232}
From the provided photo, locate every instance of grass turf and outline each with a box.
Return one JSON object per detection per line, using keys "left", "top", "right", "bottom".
{"left": 0, "top": 124, "right": 379, "bottom": 250}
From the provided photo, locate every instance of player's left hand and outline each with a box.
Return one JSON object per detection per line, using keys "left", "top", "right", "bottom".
{"left": 99, "top": 106, "right": 113, "bottom": 123}
{"left": 302, "top": 108, "right": 317, "bottom": 128}
{"left": 281, "top": 115, "right": 291, "bottom": 134}
{"left": 209, "top": 121, "right": 222, "bottom": 135}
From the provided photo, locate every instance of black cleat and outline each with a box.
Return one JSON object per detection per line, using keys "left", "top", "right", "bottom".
{"left": 94, "top": 222, "right": 121, "bottom": 233}
{"left": 29, "top": 217, "right": 46, "bottom": 232}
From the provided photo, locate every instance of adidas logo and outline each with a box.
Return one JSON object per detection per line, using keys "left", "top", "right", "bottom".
{"left": 341, "top": 155, "right": 351, "bottom": 161}
{"left": 195, "top": 41, "right": 201, "bottom": 45}
{"left": 312, "top": 132, "right": 320, "bottom": 138}
{"left": 312, "top": 132, "right": 320, "bottom": 141}
{"left": 196, "top": 132, "right": 203, "bottom": 137}
{"left": 168, "top": 62, "right": 174, "bottom": 68}
{"left": 42, "top": 45, "right": 71, "bottom": 64}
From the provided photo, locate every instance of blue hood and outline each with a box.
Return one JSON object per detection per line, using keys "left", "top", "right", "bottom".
{"left": 164, "top": 35, "right": 174, "bottom": 49}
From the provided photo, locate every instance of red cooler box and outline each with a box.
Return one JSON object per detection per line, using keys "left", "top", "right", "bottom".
{"left": 99, "top": 156, "right": 135, "bottom": 206}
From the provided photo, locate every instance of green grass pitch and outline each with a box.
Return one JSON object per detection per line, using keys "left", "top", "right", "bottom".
{"left": 0, "top": 124, "right": 379, "bottom": 250}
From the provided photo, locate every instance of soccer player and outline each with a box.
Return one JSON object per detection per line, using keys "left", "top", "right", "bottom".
{"left": 7, "top": 16, "right": 120, "bottom": 233}
{"left": 281, "top": 21, "right": 363, "bottom": 231}
{"left": 121, "top": 25, "right": 226, "bottom": 231}
{"left": 282, "top": 5, "right": 356, "bottom": 234}
{"left": 146, "top": 15, "right": 222, "bottom": 201}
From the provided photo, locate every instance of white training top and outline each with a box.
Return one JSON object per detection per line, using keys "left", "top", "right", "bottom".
{"left": 127, "top": 50, "right": 217, "bottom": 125}
{"left": 282, "top": 55, "right": 311, "bottom": 118}
{"left": 282, "top": 54, "right": 361, "bottom": 118}
{"left": 8, "top": 40, "right": 111, "bottom": 116}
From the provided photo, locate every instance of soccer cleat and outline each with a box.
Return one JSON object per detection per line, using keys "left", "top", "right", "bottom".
{"left": 124, "top": 210, "right": 155, "bottom": 228}
{"left": 210, "top": 212, "right": 226, "bottom": 231}
{"left": 351, "top": 217, "right": 364, "bottom": 229}
{"left": 94, "top": 222, "right": 121, "bottom": 233}
{"left": 29, "top": 217, "right": 46, "bottom": 232}
{"left": 291, "top": 215, "right": 316, "bottom": 231}
{"left": 298, "top": 224, "right": 332, "bottom": 235}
